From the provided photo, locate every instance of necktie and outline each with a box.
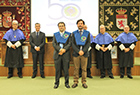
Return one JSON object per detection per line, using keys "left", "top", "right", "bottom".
{"left": 60, "top": 44, "right": 63, "bottom": 48}
{"left": 79, "top": 31, "right": 82, "bottom": 36}
{"left": 37, "top": 32, "right": 39, "bottom": 38}
{"left": 60, "top": 33, "right": 63, "bottom": 48}
{"left": 79, "top": 31, "right": 82, "bottom": 50}
{"left": 61, "top": 33, "right": 63, "bottom": 37}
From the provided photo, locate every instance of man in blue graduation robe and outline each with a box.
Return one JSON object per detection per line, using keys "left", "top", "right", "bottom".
{"left": 79, "top": 26, "right": 94, "bottom": 78}
{"left": 94, "top": 25, "right": 114, "bottom": 79}
{"left": 53, "top": 22, "right": 71, "bottom": 89}
{"left": 72, "top": 19, "right": 90, "bottom": 88}
{"left": 115, "top": 25, "right": 138, "bottom": 79}
{"left": 3, "top": 20, "right": 26, "bottom": 78}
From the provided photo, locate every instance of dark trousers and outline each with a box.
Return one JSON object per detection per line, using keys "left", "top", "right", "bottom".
{"left": 54, "top": 56, "right": 69, "bottom": 85}
{"left": 8, "top": 67, "right": 22, "bottom": 76}
{"left": 120, "top": 67, "right": 131, "bottom": 76}
{"left": 32, "top": 53, "right": 44, "bottom": 76}
{"left": 100, "top": 68, "right": 113, "bottom": 76}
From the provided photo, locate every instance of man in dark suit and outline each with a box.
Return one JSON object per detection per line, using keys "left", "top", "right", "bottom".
{"left": 53, "top": 22, "right": 71, "bottom": 89}
{"left": 29, "top": 23, "right": 45, "bottom": 78}
{"left": 72, "top": 19, "right": 90, "bottom": 88}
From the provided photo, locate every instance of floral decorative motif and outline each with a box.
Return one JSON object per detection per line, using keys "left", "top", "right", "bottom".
{"left": 105, "top": 7, "right": 114, "bottom": 15}
{"left": 130, "top": 22, "right": 138, "bottom": 30}
{"left": 130, "top": 7, "right": 138, "bottom": 16}
{"left": 99, "top": 0, "right": 140, "bottom": 40}
{"left": 0, "top": 0, "right": 30, "bottom": 41}
{"left": 105, "top": 21, "right": 114, "bottom": 30}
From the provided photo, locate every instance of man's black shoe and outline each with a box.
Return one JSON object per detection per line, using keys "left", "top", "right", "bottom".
{"left": 65, "top": 84, "right": 70, "bottom": 88}
{"left": 18, "top": 75, "right": 23, "bottom": 78}
{"left": 120, "top": 75, "right": 124, "bottom": 78}
{"left": 127, "top": 75, "right": 133, "bottom": 79}
{"left": 32, "top": 75, "right": 36, "bottom": 78}
{"left": 109, "top": 76, "right": 114, "bottom": 79}
{"left": 100, "top": 75, "right": 105, "bottom": 78}
{"left": 7, "top": 75, "right": 13, "bottom": 79}
{"left": 54, "top": 84, "right": 59, "bottom": 89}
{"left": 41, "top": 75, "right": 45, "bottom": 78}
{"left": 87, "top": 76, "right": 93, "bottom": 78}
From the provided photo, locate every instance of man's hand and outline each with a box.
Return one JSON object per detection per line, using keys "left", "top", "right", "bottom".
{"left": 100, "top": 47, "right": 108, "bottom": 52}
{"left": 100, "top": 47, "right": 104, "bottom": 51}
{"left": 103, "top": 48, "right": 108, "bottom": 52}
{"left": 124, "top": 48, "right": 130, "bottom": 53}
{"left": 58, "top": 49, "right": 66, "bottom": 55}
{"left": 35, "top": 47, "right": 40, "bottom": 51}
{"left": 11, "top": 45, "right": 16, "bottom": 49}
{"left": 79, "top": 50, "right": 84, "bottom": 56}
{"left": 58, "top": 52, "right": 63, "bottom": 55}
{"left": 60, "top": 49, "right": 66, "bottom": 53}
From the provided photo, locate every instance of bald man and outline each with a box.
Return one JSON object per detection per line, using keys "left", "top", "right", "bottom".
{"left": 94, "top": 25, "right": 114, "bottom": 79}
{"left": 115, "top": 25, "right": 138, "bottom": 79}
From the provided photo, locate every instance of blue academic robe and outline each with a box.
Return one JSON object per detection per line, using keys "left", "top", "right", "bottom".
{"left": 3, "top": 29, "right": 26, "bottom": 68}
{"left": 73, "top": 30, "right": 89, "bottom": 46}
{"left": 54, "top": 31, "right": 71, "bottom": 44}
{"left": 115, "top": 32, "right": 138, "bottom": 67}
{"left": 94, "top": 33, "right": 114, "bottom": 69}
{"left": 72, "top": 29, "right": 90, "bottom": 57}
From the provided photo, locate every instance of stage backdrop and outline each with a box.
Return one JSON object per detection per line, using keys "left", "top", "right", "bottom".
{"left": 99, "top": 0, "right": 140, "bottom": 40}
{"left": 0, "top": 0, "right": 30, "bottom": 41}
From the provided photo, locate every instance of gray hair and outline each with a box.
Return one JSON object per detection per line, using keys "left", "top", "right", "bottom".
{"left": 12, "top": 20, "right": 18, "bottom": 25}
{"left": 100, "top": 25, "right": 105, "bottom": 28}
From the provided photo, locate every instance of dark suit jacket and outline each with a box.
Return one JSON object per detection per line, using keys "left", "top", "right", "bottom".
{"left": 72, "top": 30, "right": 90, "bottom": 57}
{"left": 52, "top": 33, "right": 71, "bottom": 61}
{"left": 29, "top": 31, "right": 45, "bottom": 54}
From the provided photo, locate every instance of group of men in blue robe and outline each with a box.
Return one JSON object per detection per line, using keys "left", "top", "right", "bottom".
{"left": 52, "top": 20, "right": 138, "bottom": 89}
{"left": 94, "top": 25, "right": 137, "bottom": 79}
{"left": 3, "top": 19, "right": 138, "bottom": 89}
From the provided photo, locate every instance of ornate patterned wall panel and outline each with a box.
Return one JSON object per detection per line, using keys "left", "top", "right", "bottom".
{"left": 0, "top": 0, "right": 30, "bottom": 41}
{"left": 99, "top": 0, "right": 140, "bottom": 40}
